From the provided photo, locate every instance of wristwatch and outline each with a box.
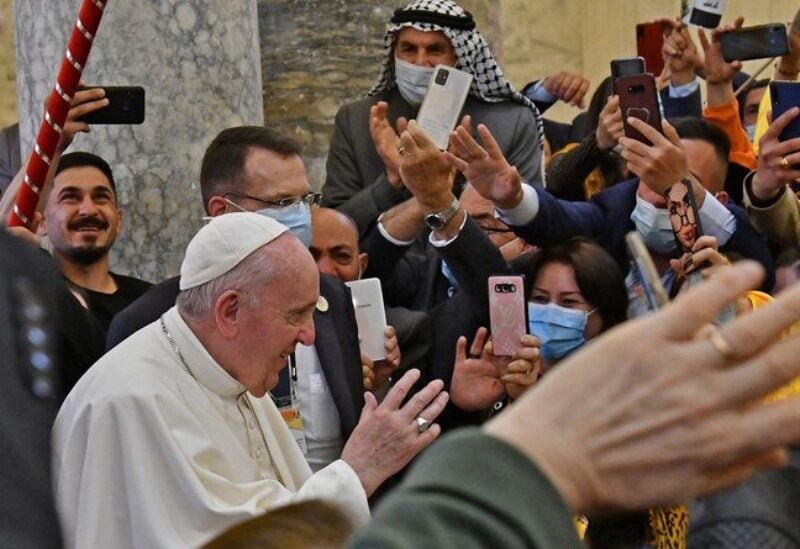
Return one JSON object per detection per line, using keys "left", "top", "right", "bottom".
{"left": 424, "top": 197, "right": 460, "bottom": 230}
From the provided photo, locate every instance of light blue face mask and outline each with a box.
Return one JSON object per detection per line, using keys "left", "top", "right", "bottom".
{"left": 394, "top": 57, "right": 434, "bottom": 107}
{"left": 745, "top": 123, "right": 756, "bottom": 144}
{"left": 527, "top": 302, "right": 594, "bottom": 361}
{"left": 630, "top": 195, "right": 677, "bottom": 254}
{"left": 226, "top": 198, "right": 313, "bottom": 248}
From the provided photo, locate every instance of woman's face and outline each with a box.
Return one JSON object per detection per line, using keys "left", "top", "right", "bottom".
{"left": 530, "top": 262, "right": 604, "bottom": 342}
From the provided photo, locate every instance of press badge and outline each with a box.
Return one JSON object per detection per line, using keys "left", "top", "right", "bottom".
{"left": 275, "top": 355, "right": 308, "bottom": 455}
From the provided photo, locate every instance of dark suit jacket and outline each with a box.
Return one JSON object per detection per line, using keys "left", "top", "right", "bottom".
{"left": 107, "top": 273, "right": 364, "bottom": 438}
{"left": 512, "top": 179, "right": 776, "bottom": 290}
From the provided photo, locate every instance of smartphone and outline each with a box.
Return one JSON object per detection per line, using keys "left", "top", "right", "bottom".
{"left": 345, "top": 278, "right": 387, "bottom": 361}
{"left": 769, "top": 81, "right": 800, "bottom": 142}
{"left": 488, "top": 275, "right": 527, "bottom": 357}
{"left": 417, "top": 65, "right": 473, "bottom": 150}
{"left": 625, "top": 232, "right": 669, "bottom": 312}
{"left": 720, "top": 24, "right": 789, "bottom": 63}
{"left": 615, "top": 74, "right": 662, "bottom": 146}
{"left": 636, "top": 22, "right": 666, "bottom": 76}
{"left": 683, "top": 0, "right": 726, "bottom": 29}
{"left": 76, "top": 86, "right": 145, "bottom": 124}
{"left": 611, "top": 57, "right": 645, "bottom": 83}
{"left": 665, "top": 178, "right": 704, "bottom": 256}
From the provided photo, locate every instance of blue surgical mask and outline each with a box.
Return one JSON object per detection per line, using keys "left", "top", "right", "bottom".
{"left": 394, "top": 57, "right": 434, "bottom": 107}
{"left": 745, "top": 123, "right": 756, "bottom": 143}
{"left": 630, "top": 195, "right": 677, "bottom": 254}
{"left": 226, "top": 198, "right": 313, "bottom": 248}
{"left": 527, "top": 302, "right": 594, "bottom": 361}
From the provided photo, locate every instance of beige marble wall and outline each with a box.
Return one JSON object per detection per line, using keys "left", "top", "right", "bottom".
{"left": 0, "top": 0, "right": 15, "bottom": 127}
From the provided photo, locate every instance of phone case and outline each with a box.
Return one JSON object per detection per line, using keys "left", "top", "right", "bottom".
{"left": 665, "top": 178, "right": 704, "bottom": 255}
{"left": 615, "top": 74, "right": 662, "bottom": 146}
{"left": 625, "top": 232, "right": 669, "bottom": 311}
{"left": 345, "top": 278, "right": 387, "bottom": 361}
{"left": 488, "top": 275, "right": 527, "bottom": 357}
{"left": 76, "top": 86, "right": 145, "bottom": 125}
{"left": 720, "top": 24, "right": 789, "bottom": 62}
{"left": 770, "top": 81, "right": 800, "bottom": 142}
{"left": 636, "top": 22, "right": 665, "bottom": 76}
{"left": 683, "top": 0, "right": 726, "bottom": 29}
{"left": 417, "top": 65, "right": 473, "bottom": 150}
{"left": 611, "top": 57, "right": 645, "bottom": 83}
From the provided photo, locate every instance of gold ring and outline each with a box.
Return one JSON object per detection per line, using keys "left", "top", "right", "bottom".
{"left": 709, "top": 329, "right": 735, "bottom": 360}
{"left": 781, "top": 156, "right": 791, "bottom": 170}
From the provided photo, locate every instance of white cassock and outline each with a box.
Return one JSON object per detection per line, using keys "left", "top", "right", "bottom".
{"left": 52, "top": 307, "right": 369, "bottom": 549}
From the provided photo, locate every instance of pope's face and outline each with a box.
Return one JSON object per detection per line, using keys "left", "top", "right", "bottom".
{"left": 235, "top": 239, "right": 319, "bottom": 397}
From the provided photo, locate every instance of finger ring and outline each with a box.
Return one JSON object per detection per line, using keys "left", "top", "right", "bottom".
{"left": 709, "top": 329, "right": 736, "bottom": 360}
{"left": 467, "top": 352, "right": 480, "bottom": 359}
{"left": 781, "top": 156, "right": 791, "bottom": 170}
{"left": 416, "top": 416, "right": 430, "bottom": 433}
{"left": 398, "top": 146, "right": 406, "bottom": 155}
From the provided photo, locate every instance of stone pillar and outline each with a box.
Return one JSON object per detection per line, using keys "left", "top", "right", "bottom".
{"left": 14, "top": 0, "right": 264, "bottom": 282}
{"left": 257, "top": 0, "right": 499, "bottom": 189}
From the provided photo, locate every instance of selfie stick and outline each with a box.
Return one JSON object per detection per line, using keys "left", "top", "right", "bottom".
{"left": 8, "top": 0, "right": 109, "bottom": 228}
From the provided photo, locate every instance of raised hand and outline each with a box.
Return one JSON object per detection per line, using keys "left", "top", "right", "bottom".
{"left": 444, "top": 123, "right": 524, "bottom": 209}
{"left": 369, "top": 101, "right": 408, "bottom": 189}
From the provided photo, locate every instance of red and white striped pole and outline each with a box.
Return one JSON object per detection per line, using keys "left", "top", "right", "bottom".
{"left": 8, "top": 0, "right": 109, "bottom": 228}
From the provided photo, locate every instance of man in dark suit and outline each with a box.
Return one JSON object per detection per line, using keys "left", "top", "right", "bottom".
{"left": 448, "top": 116, "right": 775, "bottom": 292}
{"left": 108, "top": 127, "right": 368, "bottom": 471}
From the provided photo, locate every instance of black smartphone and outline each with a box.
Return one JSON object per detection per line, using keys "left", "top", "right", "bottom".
{"left": 720, "top": 24, "right": 789, "bottom": 62}
{"left": 611, "top": 57, "right": 645, "bottom": 83}
{"left": 770, "top": 81, "right": 800, "bottom": 142}
{"left": 76, "top": 86, "right": 145, "bottom": 124}
{"left": 615, "top": 73, "right": 662, "bottom": 146}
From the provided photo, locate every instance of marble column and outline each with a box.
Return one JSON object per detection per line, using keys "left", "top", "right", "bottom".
{"left": 14, "top": 0, "right": 264, "bottom": 282}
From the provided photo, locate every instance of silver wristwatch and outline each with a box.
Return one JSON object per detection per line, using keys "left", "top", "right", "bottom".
{"left": 424, "top": 196, "right": 460, "bottom": 230}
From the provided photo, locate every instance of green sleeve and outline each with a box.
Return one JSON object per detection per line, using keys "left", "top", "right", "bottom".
{"left": 349, "top": 429, "right": 584, "bottom": 548}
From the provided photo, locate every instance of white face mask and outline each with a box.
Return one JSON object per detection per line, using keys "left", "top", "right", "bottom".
{"left": 744, "top": 123, "right": 756, "bottom": 143}
{"left": 394, "top": 57, "right": 434, "bottom": 107}
{"left": 630, "top": 195, "right": 677, "bottom": 254}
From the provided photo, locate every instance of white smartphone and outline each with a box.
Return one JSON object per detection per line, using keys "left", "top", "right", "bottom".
{"left": 417, "top": 65, "right": 473, "bottom": 150}
{"left": 344, "top": 278, "right": 388, "bottom": 361}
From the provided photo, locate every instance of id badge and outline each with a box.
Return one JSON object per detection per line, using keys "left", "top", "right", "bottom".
{"left": 277, "top": 400, "right": 308, "bottom": 455}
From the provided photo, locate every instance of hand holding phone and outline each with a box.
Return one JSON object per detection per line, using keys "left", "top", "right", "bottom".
{"left": 665, "top": 177, "right": 704, "bottom": 255}
{"left": 76, "top": 86, "right": 145, "bottom": 125}
{"left": 488, "top": 275, "right": 527, "bottom": 357}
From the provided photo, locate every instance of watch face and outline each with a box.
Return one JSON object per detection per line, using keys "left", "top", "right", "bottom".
{"left": 425, "top": 214, "right": 445, "bottom": 230}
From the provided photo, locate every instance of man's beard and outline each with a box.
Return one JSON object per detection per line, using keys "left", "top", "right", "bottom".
{"left": 62, "top": 243, "right": 112, "bottom": 266}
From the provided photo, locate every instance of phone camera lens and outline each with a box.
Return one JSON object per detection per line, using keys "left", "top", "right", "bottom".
{"left": 435, "top": 69, "right": 448, "bottom": 86}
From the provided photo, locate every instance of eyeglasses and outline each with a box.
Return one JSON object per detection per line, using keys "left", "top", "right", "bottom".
{"left": 223, "top": 191, "right": 322, "bottom": 209}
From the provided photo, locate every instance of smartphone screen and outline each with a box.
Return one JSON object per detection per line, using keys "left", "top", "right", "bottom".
{"left": 770, "top": 81, "right": 800, "bottom": 142}
{"left": 344, "top": 277, "right": 388, "bottom": 361}
{"left": 76, "top": 86, "right": 145, "bottom": 125}
{"left": 488, "top": 275, "right": 527, "bottom": 357}
{"left": 417, "top": 65, "right": 473, "bottom": 150}
{"left": 636, "top": 22, "right": 666, "bottom": 76}
{"left": 615, "top": 74, "right": 662, "bottom": 146}
{"left": 720, "top": 24, "right": 789, "bottom": 62}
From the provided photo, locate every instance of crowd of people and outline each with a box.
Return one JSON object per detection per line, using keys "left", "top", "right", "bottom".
{"left": 3, "top": 1, "right": 800, "bottom": 547}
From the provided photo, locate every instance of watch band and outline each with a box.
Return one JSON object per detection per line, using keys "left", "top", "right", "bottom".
{"left": 424, "top": 196, "right": 460, "bottom": 230}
